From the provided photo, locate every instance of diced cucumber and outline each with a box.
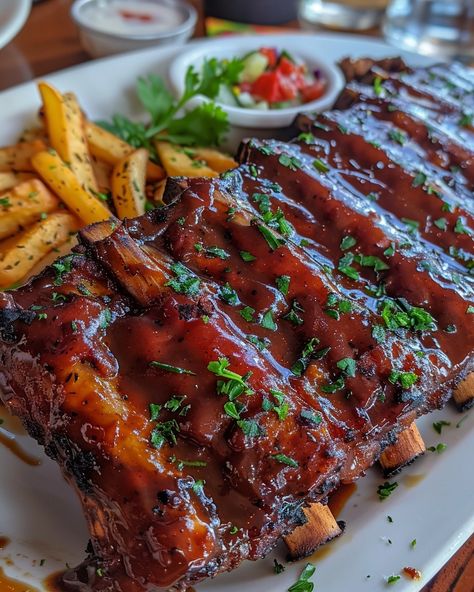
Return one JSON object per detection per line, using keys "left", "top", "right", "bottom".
{"left": 216, "top": 84, "right": 239, "bottom": 106}
{"left": 236, "top": 91, "right": 256, "bottom": 108}
{"left": 240, "top": 52, "right": 269, "bottom": 84}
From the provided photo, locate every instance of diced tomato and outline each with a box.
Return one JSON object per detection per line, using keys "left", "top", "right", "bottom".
{"left": 259, "top": 47, "right": 278, "bottom": 69}
{"left": 277, "top": 56, "right": 297, "bottom": 77}
{"left": 251, "top": 71, "right": 285, "bottom": 103}
{"left": 277, "top": 76, "right": 298, "bottom": 101}
{"left": 300, "top": 80, "right": 327, "bottom": 103}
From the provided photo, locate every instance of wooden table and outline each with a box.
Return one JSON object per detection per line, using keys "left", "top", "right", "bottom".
{"left": 0, "top": 2, "right": 472, "bottom": 591}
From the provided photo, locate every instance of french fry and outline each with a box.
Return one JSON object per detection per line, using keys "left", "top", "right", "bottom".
{"left": 191, "top": 147, "right": 238, "bottom": 173}
{"left": 0, "top": 140, "right": 47, "bottom": 172}
{"left": 91, "top": 156, "right": 112, "bottom": 193}
{"left": 0, "top": 172, "right": 34, "bottom": 192}
{"left": 17, "top": 126, "right": 48, "bottom": 144}
{"left": 112, "top": 148, "right": 148, "bottom": 219}
{"left": 155, "top": 141, "right": 218, "bottom": 178}
{"left": 0, "top": 179, "right": 59, "bottom": 240}
{"left": 0, "top": 211, "right": 79, "bottom": 287}
{"left": 38, "top": 82, "right": 98, "bottom": 192}
{"left": 32, "top": 150, "right": 113, "bottom": 225}
{"left": 85, "top": 121, "right": 165, "bottom": 181}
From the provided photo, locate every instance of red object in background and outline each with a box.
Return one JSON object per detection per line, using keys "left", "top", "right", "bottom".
{"left": 300, "top": 80, "right": 326, "bottom": 102}
{"left": 259, "top": 47, "right": 278, "bottom": 68}
{"left": 119, "top": 10, "right": 154, "bottom": 22}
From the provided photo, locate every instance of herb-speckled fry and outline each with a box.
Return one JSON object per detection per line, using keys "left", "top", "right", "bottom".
{"left": 39, "top": 82, "right": 98, "bottom": 193}
{"left": 32, "top": 150, "right": 113, "bottom": 225}
{"left": 112, "top": 148, "right": 148, "bottom": 219}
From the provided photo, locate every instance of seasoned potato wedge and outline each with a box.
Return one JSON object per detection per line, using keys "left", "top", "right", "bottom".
{"left": 32, "top": 150, "right": 113, "bottom": 225}
{"left": 0, "top": 179, "right": 59, "bottom": 240}
{"left": 91, "top": 156, "right": 112, "bottom": 193}
{"left": 112, "top": 148, "right": 148, "bottom": 218}
{"left": 0, "top": 172, "right": 34, "bottom": 192}
{"left": 155, "top": 142, "right": 218, "bottom": 178}
{"left": 191, "top": 147, "right": 238, "bottom": 173}
{"left": 85, "top": 121, "right": 165, "bottom": 181}
{"left": 38, "top": 82, "right": 98, "bottom": 192}
{"left": 0, "top": 140, "right": 47, "bottom": 172}
{"left": 0, "top": 211, "right": 79, "bottom": 287}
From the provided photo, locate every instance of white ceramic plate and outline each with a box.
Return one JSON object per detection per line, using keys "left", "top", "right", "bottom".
{"left": 0, "top": 33, "right": 472, "bottom": 592}
{"left": 0, "top": 0, "right": 31, "bottom": 50}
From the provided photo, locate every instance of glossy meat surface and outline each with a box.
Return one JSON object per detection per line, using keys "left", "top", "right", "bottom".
{"left": 0, "top": 60, "right": 472, "bottom": 591}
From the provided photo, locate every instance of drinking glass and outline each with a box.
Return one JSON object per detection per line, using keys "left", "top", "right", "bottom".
{"left": 384, "top": 0, "right": 474, "bottom": 60}
{"left": 298, "top": 0, "right": 388, "bottom": 31}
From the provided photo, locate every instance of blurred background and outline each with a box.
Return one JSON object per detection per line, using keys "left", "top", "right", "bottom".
{"left": 0, "top": 0, "right": 473, "bottom": 91}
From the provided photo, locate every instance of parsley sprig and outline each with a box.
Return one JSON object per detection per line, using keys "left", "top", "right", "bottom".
{"left": 98, "top": 60, "right": 242, "bottom": 148}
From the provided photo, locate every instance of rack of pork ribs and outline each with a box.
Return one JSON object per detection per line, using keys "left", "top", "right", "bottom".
{"left": 0, "top": 58, "right": 472, "bottom": 592}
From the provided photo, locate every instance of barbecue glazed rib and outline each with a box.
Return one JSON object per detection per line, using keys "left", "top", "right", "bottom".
{"left": 0, "top": 60, "right": 472, "bottom": 591}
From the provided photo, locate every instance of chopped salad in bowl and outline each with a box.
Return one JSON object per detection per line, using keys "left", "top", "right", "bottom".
{"left": 169, "top": 37, "right": 345, "bottom": 128}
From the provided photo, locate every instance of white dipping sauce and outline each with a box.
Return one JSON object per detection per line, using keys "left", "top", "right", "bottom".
{"left": 80, "top": 1, "right": 184, "bottom": 36}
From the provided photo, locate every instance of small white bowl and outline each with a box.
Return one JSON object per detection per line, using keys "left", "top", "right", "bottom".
{"left": 71, "top": 0, "right": 197, "bottom": 59}
{"left": 168, "top": 36, "right": 345, "bottom": 129}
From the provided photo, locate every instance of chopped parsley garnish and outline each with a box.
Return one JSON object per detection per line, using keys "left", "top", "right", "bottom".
{"left": 384, "top": 243, "right": 395, "bottom": 257}
{"left": 401, "top": 217, "right": 420, "bottom": 232}
{"left": 224, "top": 400, "right": 245, "bottom": 420}
{"left": 427, "top": 442, "right": 447, "bottom": 454}
{"left": 261, "top": 309, "right": 277, "bottom": 331}
{"left": 192, "top": 479, "right": 205, "bottom": 494}
{"left": 237, "top": 419, "right": 262, "bottom": 437}
{"left": 458, "top": 112, "right": 473, "bottom": 127}
{"left": 283, "top": 299, "right": 304, "bottom": 326}
{"left": 336, "top": 357, "right": 356, "bottom": 378}
{"left": 273, "top": 559, "right": 285, "bottom": 574}
{"left": 412, "top": 172, "right": 427, "bottom": 187}
{"left": 377, "top": 481, "right": 398, "bottom": 500}
{"left": 433, "top": 420, "right": 450, "bottom": 434}
{"left": 338, "top": 252, "right": 360, "bottom": 280}
{"left": 247, "top": 334, "right": 270, "bottom": 351}
{"left": 240, "top": 306, "right": 255, "bottom": 322}
{"left": 99, "top": 308, "right": 112, "bottom": 329}
{"left": 373, "top": 76, "right": 383, "bottom": 96}
{"left": 52, "top": 255, "right": 74, "bottom": 286}
{"left": 454, "top": 217, "right": 471, "bottom": 235}
{"left": 372, "top": 325, "right": 386, "bottom": 343}
{"left": 219, "top": 282, "right": 239, "bottom": 306}
{"left": 300, "top": 409, "right": 322, "bottom": 425}
{"left": 150, "top": 419, "right": 179, "bottom": 449}
{"left": 278, "top": 153, "right": 301, "bottom": 171}
{"left": 264, "top": 389, "right": 289, "bottom": 421}
{"left": 380, "top": 299, "right": 436, "bottom": 332}
{"left": 291, "top": 338, "right": 319, "bottom": 376}
{"left": 298, "top": 132, "right": 316, "bottom": 144}
{"left": 257, "top": 224, "right": 285, "bottom": 250}
{"left": 340, "top": 235, "right": 357, "bottom": 251}
{"left": 170, "top": 457, "right": 207, "bottom": 470}
{"left": 410, "top": 538, "right": 417, "bottom": 548}
{"left": 321, "top": 376, "right": 345, "bottom": 394}
{"left": 229, "top": 525, "right": 239, "bottom": 535}
{"left": 149, "top": 361, "right": 196, "bottom": 375}
{"left": 288, "top": 563, "right": 316, "bottom": 592}
{"left": 71, "top": 321, "right": 78, "bottom": 332}
{"left": 276, "top": 274, "right": 290, "bottom": 296}
{"left": 240, "top": 250, "right": 256, "bottom": 262}
{"left": 271, "top": 453, "right": 298, "bottom": 468}
{"left": 0, "top": 197, "right": 11, "bottom": 208}
{"left": 434, "top": 217, "right": 447, "bottom": 231}
{"left": 313, "top": 158, "right": 329, "bottom": 173}
{"left": 386, "top": 575, "right": 401, "bottom": 584}
{"left": 388, "top": 370, "right": 418, "bottom": 389}
{"left": 389, "top": 129, "right": 407, "bottom": 145}
{"left": 165, "top": 262, "right": 200, "bottom": 296}
{"left": 204, "top": 245, "right": 229, "bottom": 259}
{"left": 207, "top": 358, "right": 249, "bottom": 388}
{"left": 467, "top": 305, "right": 474, "bottom": 314}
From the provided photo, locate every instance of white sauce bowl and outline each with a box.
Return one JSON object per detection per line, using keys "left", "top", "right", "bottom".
{"left": 71, "top": 0, "right": 197, "bottom": 59}
{"left": 168, "top": 35, "right": 346, "bottom": 129}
